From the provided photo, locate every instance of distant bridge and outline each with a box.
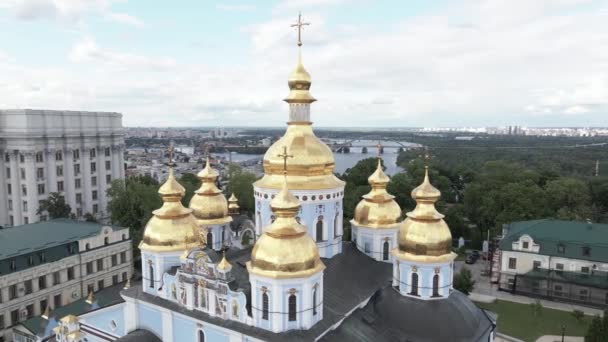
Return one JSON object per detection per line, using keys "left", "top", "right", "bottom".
{"left": 329, "top": 139, "right": 412, "bottom": 153}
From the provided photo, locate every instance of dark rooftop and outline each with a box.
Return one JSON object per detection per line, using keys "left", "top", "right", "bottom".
{"left": 0, "top": 219, "right": 127, "bottom": 259}
{"left": 19, "top": 282, "right": 126, "bottom": 337}
{"left": 115, "top": 329, "right": 163, "bottom": 342}
{"left": 322, "top": 286, "right": 496, "bottom": 342}
{"left": 122, "top": 242, "right": 392, "bottom": 342}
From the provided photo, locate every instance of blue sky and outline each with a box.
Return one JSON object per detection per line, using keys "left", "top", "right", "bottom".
{"left": 0, "top": 0, "right": 606, "bottom": 127}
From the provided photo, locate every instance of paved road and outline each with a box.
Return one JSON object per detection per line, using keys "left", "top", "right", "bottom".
{"left": 456, "top": 260, "right": 604, "bottom": 316}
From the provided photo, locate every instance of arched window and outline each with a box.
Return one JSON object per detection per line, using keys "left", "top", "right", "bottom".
{"left": 256, "top": 212, "right": 261, "bottom": 229}
{"left": 149, "top": 265, "right": 154, "bottom": 288}
{"left": 262, "top": 292, "right": 269, "bottom": 320}
{"left": 122, "top": 234, "right": 126, "bottom": 241}
{"left": 85, "top": 243, "right": 90, "bottom": 250}
{"left": 312, "top": 288, "right": 317, "bottom": 316}
{"left": 104, "top": 237, "right": 109, "bottom": 245}
{"left": 207, "top": 232, "right": 213, "bottom": 249}
{"left": 198, "top": 330, "right": 205, "bottom": 342}
{"left": 383, "top": 241, "right": 389, "bottom": 261}
{"left": 288, "top": 294, "right": 297, "bottom": 321}
{"left": 316, "top": 217, "right": 323, "bottom": 242}
{"left": 410, "top": 273, "right": 419, "bottom": 296}
{"left": 221, "top": 227, "right": 225, "bottom": 245}
{"left": 271, "top": 215, "right": 276, "bottom": 223}
{"left": 433, "top": 274, "right": 440, "bottom": 297}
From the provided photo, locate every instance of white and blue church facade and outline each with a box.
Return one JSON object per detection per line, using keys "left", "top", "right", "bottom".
{"left": 13, "top": 15, "right": 495, "bottom": 342}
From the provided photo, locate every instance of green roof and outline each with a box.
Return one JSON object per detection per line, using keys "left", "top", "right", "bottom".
{"left": 500, "top": 219, "right": 608, "bottom": 263}
{"left": 19, "top": 282, "right": 126, "bottom": 337}
{"left": 0, "top": 219, "right": 126, "bottom": 259}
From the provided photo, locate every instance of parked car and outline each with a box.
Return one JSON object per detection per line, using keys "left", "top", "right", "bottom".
{"left": 465, "top": 252, "right": 479, "bottom": 264}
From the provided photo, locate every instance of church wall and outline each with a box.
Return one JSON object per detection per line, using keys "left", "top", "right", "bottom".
{"left": 396, "top": 260, "right": 453, "bottom": 299}
{"left": 80, "top": 304, "right": 126, "bottom": 337}
{"left": 254, "top": 187, "right": 344, "bottom": 258}
{"left": 352, "top": 225, "right": 398, "bottom": 262}
{"left": 137, "top": 304, "right": 163, "bottom": 337}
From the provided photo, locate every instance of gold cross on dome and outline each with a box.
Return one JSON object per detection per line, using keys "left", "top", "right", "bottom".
{"left": 376, "top": 142, "right": 383, "bottom": 159}
{"left": 277, "top": 146, "right": 294, "bottom": 175}
{"left": 167, "top": 144, "right": 175, "bottom": 167}
{"left": 291, "top": 12, "right": 310, "bottom": 47}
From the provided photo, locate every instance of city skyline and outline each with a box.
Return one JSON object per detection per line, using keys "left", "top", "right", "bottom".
{"left": 0, "top": 0, "right": 607, "bottom": 127}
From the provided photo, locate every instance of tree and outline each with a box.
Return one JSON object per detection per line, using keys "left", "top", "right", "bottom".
{"left": 453, "top": 267, "right": 475, "bottom": 295}
{"left": 387, "top": 172, "right": 415, "bottom": 211}
{"left": 545, "top": 178, "right": 592, "bottom": 220}
{"left": 83, "top": 213, "right": 98, "bottom": 223}
{"left": 106, "top": 176, "right": 162, "bottom": 254}
{"left": 37, "top": 192, "right": 72, "bottom": 219}
{"left": 585, "top": 315, "right": 606, "bottom": 342}
{"left": 179, "top": 173, "right": 200, "bottom": 206}
{"left": 225, "top": 165, "right": 258, "bottom": 214}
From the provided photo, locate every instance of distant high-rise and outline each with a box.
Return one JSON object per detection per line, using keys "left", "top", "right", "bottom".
{"left": 0, "top": 109, "right": 125, "bottom": 227}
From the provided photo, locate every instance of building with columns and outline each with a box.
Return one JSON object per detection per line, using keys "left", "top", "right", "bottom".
{"left": 0, "top": 110, "right": 125, "bottom": 227}
{"left": 11, "top": 14, "right": 496, "bottom": 342}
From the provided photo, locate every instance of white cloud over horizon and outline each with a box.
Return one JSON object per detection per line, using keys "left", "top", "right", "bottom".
{"left": 0, "top": 0, "right": 606, "bottom": 127}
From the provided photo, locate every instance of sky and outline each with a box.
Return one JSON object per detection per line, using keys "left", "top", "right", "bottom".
{"left": 0, "top": 0, "right": 606, "bottom": 127}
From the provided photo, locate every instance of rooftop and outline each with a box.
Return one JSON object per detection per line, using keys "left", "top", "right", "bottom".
{"left": 0, "top": 219, "right": 127, "bottom": 259}
{"left": 500, "top": 219, "right": 608, "bottom": 262}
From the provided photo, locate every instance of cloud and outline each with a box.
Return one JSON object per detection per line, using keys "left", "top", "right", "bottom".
{"left": 1, "top": 0, "right": 607, "bottom": 127}
{"left": 0, "top": 0, "right": 144, "bottom": 28}
{"left": 215, "top": 4, "right": 256, "bottom": 11}
{"left": 105, "top": 12, "right": 144, "bottom": 28}
{"left": 69, "top": 38, "right": 176, "bottom": 70}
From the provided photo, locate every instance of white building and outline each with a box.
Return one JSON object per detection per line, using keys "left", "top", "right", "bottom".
{"left": 0, "top": 109, "right": 125, "bottom": 227}
{"left": 498, "top": 219, "right": 608, "bottom": 307}
{"left": 0, "top": 219, "right": 133, "bottom": 342}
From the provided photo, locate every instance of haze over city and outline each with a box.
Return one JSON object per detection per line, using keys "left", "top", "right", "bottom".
{"left": 1, "top": 0, "right": 607, "bottom": 127}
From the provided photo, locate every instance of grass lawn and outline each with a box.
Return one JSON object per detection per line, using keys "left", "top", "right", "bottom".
{"left": 476, "top": 300, "right": 593, "bottom": 342}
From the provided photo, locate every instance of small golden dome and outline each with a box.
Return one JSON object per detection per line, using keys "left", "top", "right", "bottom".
{"left": 217, "top": 252, "right": 232, "bottom": 272}
{"left": 140, "top": 167, "right": 201, "bottom": 252}
{"left": 189, "top": 158, "right": 232, "bottom": 225}
{"left": 394, "top": 167, "right": 455, "bottom": 262}
{"left": 285, "top": 48, "right": 316, "bottom": 104}
{"left": 248, "top": 177, "right": 325, "bottom": 278}
{"left": 352, "top": 160, "right": 401, "bottom": 228}
{"left": 254, "top": 124, "right": 344, "bottom": 190}
{"left": 228, "top": 193, "right": 240, "bottom": 209}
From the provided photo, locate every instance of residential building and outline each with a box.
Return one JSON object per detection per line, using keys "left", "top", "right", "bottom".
{"left": 0, "top": 219, "right": 133, "bottom": 341}
{"left": 0, "top": 109, "right": 125, "bottom": 226}
{"left": 498, "top": 219, "right": 608, "bottom": 307}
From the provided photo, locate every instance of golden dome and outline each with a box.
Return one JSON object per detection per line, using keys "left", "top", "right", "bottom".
{"left": 217, "top": 252, "right": 232, "bottom": 272}
{"left": 228, "top": 193, "right": 240, "bottom": 210}
{"left": 140, "top": 168, "right": 201, "bottom": 253}
{"left": 285, "top": 48, "right": 316, "bottom": 104}
{"left": 247, "top": 177, "right": 325, "bottom": 278}
{"left": 254, "top": 124, "right": 344, "bottom": 190}
{"left": 189, "top": 158, "right": 232, "bottom": 225}
{"left": 394, "top": 167, "right": 456, "bottom": 263}
{"left": 352, "top": 159, "right": 401, "bottom": 228}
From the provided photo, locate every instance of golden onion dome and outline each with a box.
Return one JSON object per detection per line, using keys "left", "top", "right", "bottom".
{"left": 189, "top": 158, "right": 232, "bottom": 225}
{"left": 247, "top": 176, "right": 325, "bottom": 278}
{"left": 285, "top": 48, "right": 316, "bottom": 104}
{"left": 352, "top": 159, "right": 401, "bottom": 228}
{"left": 140, "top": 168, "right": 201, "bottom": 252}
{"left": 254, "top": 125, "right": 344, "bottom": 190}
{"left": 228, "top": 193, "right": 240, "bottom": 210}
{"left": 394, "top": 166, "right": 456, "bottom": 263}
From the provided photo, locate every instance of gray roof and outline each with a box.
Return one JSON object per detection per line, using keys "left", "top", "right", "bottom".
{"left": 115, "top": 329, "right": 162, "bottom": 342}
{"left": 0, "top": 219, "right": 127, "bottom": 259}
{"left": 122, "top": 242, "right": 392, "bottom": 342}
{"left": 322, "top": 287, "right": 496, "bottom": 342}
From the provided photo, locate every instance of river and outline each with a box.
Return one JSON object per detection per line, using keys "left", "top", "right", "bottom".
{"left": 177, "top": 139, "right": 420, "bottom": 175}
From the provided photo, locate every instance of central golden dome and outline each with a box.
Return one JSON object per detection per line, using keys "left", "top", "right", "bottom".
{"left": 189, "top": 158, "right": 232, "bottom": 225}
{"left": 140, "top": 168, "right": 201, "bottom": 252}
{"left": 254, "top": 125, "right": 344, "bottom": 190}
{"left": 248, "top": 176, "right": 325, "bottom": 278}
{"left": 394, "top": 167, "right": 456, "bottom": 263}
{"left": 352, "top": 160, "right": 401, "bottom": 228}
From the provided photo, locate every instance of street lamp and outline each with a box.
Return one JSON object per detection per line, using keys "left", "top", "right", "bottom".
{"left": 561, "top": 324, "right": 566, "bottom": 342}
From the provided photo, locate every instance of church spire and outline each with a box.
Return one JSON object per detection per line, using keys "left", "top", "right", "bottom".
{"left": 285, "top": 13, "right": 316, "bottom": 111}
